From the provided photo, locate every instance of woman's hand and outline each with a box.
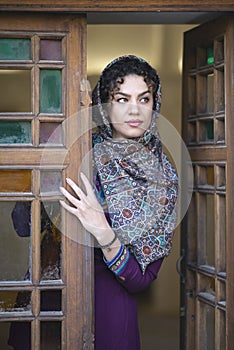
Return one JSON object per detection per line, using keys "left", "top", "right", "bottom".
{"left": 60, "top": 173, "right": 112, "bottom": 244}
{"left": 60, "top": 172, "right": 122, "bottom": 260}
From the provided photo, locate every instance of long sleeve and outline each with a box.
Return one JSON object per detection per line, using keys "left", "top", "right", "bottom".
{"left": 104, "top": 246, "right": 164, "bottom": 294}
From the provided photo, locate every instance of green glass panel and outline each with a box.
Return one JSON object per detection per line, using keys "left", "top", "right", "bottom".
{"left": 0, "top": 121, "right": 31, "bottom": 144}
{"left": 207, "top": 47, "right": 214, "bottom": 65}
{"left": 0, "top": 38, "right": 31, "bottom": 60}
{"left": 40, "top": 70, "right": 62, "bottom": 113}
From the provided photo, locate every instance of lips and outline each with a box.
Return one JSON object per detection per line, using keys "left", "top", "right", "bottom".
{"left": 126, "top": 119, "right": 143, "bottom": 127}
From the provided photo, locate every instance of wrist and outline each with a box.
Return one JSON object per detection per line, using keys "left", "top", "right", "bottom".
{"left": 97, "top": 232, "right": 117, "bottom": 249}
{"left": 101, "top": 237, "right": 122, "bottom": 261}
{"left": 96, "top": 226, "right": 115, "bottom": 246}
{"left": 103, "top": 244, "right": 124, "bottom": 266}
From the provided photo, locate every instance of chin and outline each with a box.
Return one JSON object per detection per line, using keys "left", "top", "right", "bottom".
{"left": 128, "top": 130, "right": 145, "bottom": 138}
{"left": 113, "top": 127, "right": 145, "bottom": 140}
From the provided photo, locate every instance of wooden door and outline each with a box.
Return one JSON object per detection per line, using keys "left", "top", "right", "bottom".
{"left": 0, "top": 13, "right": 93, "bottom": 349}
{"left": 181, "top": 14, "right": 234, "bottom": 350}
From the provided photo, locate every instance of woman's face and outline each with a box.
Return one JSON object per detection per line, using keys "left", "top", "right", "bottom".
{"left": 108, "top": 74, "right": 153, "bottom": 139}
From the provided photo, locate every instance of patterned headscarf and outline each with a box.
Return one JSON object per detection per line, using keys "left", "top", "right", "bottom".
{"left": 92, "top": 55, "right": 178, "bottom": 272}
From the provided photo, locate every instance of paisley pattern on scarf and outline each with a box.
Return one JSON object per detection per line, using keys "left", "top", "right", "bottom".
{"left": 93, "top": 133, "right": 178, "bottom": 272}
{"left": 92, "top": 55, "right": 178, "bottom": 272}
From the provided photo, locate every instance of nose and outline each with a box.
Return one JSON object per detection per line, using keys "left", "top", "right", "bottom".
{"left": 128, "top": 101, "right": 139, "bottom": 115}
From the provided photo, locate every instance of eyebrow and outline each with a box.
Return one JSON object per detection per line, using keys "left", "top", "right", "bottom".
{"left": 113, "top": 90, "right": 151, "bottom": 98}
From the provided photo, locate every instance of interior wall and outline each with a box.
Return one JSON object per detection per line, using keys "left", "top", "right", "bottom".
{"left": 87, "top": 23, "right": 195, "bottom": 316}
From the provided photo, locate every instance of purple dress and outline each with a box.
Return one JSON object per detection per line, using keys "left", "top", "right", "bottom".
{"left": 94, "top": 248, "right": 164, "bottom": 350}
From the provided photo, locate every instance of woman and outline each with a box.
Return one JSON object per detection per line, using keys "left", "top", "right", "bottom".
{"left": 60, "top": 55, "right": 178, "bottom": 349}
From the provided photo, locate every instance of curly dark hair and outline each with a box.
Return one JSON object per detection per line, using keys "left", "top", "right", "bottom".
{"left": 92, "top": 56, "right": 160, "bottom": 111}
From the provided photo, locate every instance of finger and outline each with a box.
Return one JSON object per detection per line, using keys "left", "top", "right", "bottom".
{"left": 80, "top": 172, "right": 97, "bottom": 200}
{"left": 60, "top": 186, "right": 81, "bottom": 208}
{"left": 59, "top": 200, "right": 78, "bottom": 216}
{"left": 66, "top": 178, "right": 88, "bottom": 203}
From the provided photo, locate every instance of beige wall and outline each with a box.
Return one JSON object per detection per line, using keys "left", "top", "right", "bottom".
{"left": 88, "top": 24, "right": 195, "bottom": 316}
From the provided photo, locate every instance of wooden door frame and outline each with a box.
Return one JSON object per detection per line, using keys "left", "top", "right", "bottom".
{"left": 0, "top": 0, "right": 233, "bottom": 12}
{"left": 0, "top": 3, "right": 233, "bottom": 350}
{"left": 0, "top": 12, "right": 93, "bottom": 349}
{"left": 181, "top": 14, "right": 234, "bottom": 349}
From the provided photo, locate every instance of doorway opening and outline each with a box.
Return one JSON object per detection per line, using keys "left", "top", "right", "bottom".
{"left": 87, "top": 22, "right": 196, "bottom": 349}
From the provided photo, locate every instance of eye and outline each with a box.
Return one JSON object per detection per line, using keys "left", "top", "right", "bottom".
{"left": 116, "top": 97, "right": 128, "bottom": 103}
{"left": 139, "top": 96, "right": 150, "bottom": 104}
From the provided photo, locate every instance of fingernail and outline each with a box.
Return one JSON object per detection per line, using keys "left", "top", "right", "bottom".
{"left": 59, "top": 187, "right": 65, "bottom": 195}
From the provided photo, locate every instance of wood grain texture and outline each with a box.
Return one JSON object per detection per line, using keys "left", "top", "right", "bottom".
{"left": 0, "top": 0, "right": 234, "bottom": 11}
{"left": 182, "top": 14, "right": 234, "bottom": 350}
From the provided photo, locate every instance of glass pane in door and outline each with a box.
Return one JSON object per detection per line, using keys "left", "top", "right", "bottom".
{"left": 0, "top": 291, "right": 31, "bottom": 312}
{"left": 0, "top": 38, "right": 31, "bottom": 60}
{"left": 40, "top": 70, "right": 62, "bottom": 113}
{"left": 0, "top": 201, "right": 31, "bottom": 281}
{"left": 0, "top": 70, "right": 31, "bottom": 112}
{"left": 40, "top": 201, "right": 61, "bottom": 281}
{"left": 40, "top": 321, "right": 61, "bottom": 350}
{"left": 0, "top": 170, "right": 31, "bottom": 192}
{"left": 0, "top": 121, "right": 31, "bottom": 144}
{"left": 40, "top": 39, "right": 62, "bottom": 61}
{"left": 0, "top": 321, "right": 31, "bottom": 350}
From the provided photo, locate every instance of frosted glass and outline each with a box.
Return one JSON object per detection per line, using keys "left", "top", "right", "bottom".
{"left": 40, "top": 70, "right": 62, "bottom": 113}
{"left": 0, "top": 38, "right": 31, "bottom": 60}
{"left": 0, "top": 121, "right": 31, "bottom": 144}
{"left": 40, "top": 171, "right": 62, "bottom": 193}
{"left": 40, "top": 123, "right": 63, "bottom": 144}
{"left": 40, "top": 39, "right": 62, "bottom": 61}
{"left": 0, "top": 170, "right": 31, "bottom": 192}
